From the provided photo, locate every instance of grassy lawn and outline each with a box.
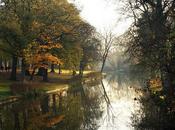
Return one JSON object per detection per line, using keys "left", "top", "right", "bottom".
{"left": 48, "top": 69, "right": 93, "bottom": 74}
{"left": 0, "top": 81, "right": 13, "bottom": 99}
{"left": 36, "top": 82, "right": 68, "bottom": 92}
{"left": 0, "top": 70, "right": 99, "bottom": 99}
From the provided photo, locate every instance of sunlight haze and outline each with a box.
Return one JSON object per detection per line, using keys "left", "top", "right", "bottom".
{"left": 70, "top": 0, "right": 133, "bottom": 35}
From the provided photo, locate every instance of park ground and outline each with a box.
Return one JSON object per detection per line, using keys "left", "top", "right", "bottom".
{"left": 0, "top": 69, "right": 101, "bottom": 100}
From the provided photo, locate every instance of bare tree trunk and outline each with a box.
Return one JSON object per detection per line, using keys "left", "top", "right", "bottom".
{"left": 72, "top": 70, "right": 76, "bottom": 76}
{"left": 41, "top": 95, "right": 49, "bottom": 114}
{"left": 10, "top": 56, "right": 17, "bottom": 80}
{"left": 160, "top": 65, "right": 175, "bottom": 107}
{"left": 30, "top": 68, "right": 36, "bottom": 80}
{"left": 101, "top": 49, "right": 109, "bottom": 73}
{"left": 0, "top": 114, "right": 3, "bottom": 130}
{"left": 37, "top": 67, "right": 44, "bottom": 76}
{"left": 100, "top": 31, "right": 115, "bottom": 73}
{"left": 79, "top": 60, "right": 84, "bottom": 77}
{"left": 4, "top": 59, "right": 7, "bottom": 72}
{"left": 58, "top": 93, "right": 63, "bottom": 112}
{"left": 21, "top": 58, "right": 26, "bottom": 82}
{"left": 58, "top": 64, "right": 61, "bottom": 75}
{"left": 43, "top": 68, "right": 48, "bottom": 82}
{"left": 14, "top": 112, "right": 20, "bottom": 130}
{"left": 101, "top": 56, "right": 107, "bottom": 73}
{"left": 50, "top": 64, "right": 55, "bottom": 73}
{"left": 23, "top": 110, "right": 27, "bottom": 130}
{"left": 52, "top": 94, "right": 57, "bottom": 115}
{"left": 0, "top": 57, "right": 2, "bottom": 68}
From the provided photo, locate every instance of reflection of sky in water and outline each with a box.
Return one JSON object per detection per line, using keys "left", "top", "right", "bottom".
{"left": 98, "top": 79, "right": 141, "bottom": 130}
{"left": 0, "top": 73, "right": 144, "bottom": 130}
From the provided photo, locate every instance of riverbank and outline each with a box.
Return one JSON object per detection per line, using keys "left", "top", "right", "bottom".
{"left": 0, "top": 70, "right": 102, "bottom": 100}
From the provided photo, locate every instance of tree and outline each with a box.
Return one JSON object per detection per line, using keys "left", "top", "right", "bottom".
{"left": 55, "top": 21, "right": 98, "bottom": 76}
{"left": 25, "top": 35, "right": 62, "bottom": 81}
{"left": 0, "top": 0, "right": 42, "bottom": 80}
{"left": 126, "top": 0, "right": 175, "bottom": 99}
{"left": 79, "top": 36, "right": 101, "bottom": 76}
{"left": 77, "top": 23, "right": 100, "bottom": 76}
{"left": 0, "top": 0, "right": 88, "bottom": 80}
{"left": 0, "top": 24, "right": 26, "bottom": 80}
{"left": 99, "top": 31, "right": 116, "bottom": 73}
{"left": 0, "top": 0, "right": 100, "bottom": 81}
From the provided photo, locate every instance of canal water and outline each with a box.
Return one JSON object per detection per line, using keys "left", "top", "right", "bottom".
{"left": 0, "top": 73, "right": 143, "bottom": 130}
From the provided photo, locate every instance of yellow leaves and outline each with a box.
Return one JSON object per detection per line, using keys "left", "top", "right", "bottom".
{"left": 149, "top": 78, "right": 162, "bottom": 91}
{"left": 25, "top": 38, "right": 63, "bottom": 70}
{"left": 28, "top": 53, "right": 63, "bottom": 69}
{"left": 40, "top": 44, "right": 62, "bottom": 49}
{"left": 149, "top": 78, "right": 162, "bottom": 88}
{"left": 42, "top": 53, "right": 63, "bottom": 64}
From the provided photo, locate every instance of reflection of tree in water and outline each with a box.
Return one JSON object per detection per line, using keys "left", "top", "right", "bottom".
{"left": 132, "top": 93, "right": 175, "bottom": 130}
{"left": 0, "top": 98, "right": 51, "bottom": 130}
{"left": 0, "top": 80, "right": 103, "bottom": 130}
{"left": 0, "top": 107, "right": 14, "bottom": 130}
{"left": 106, "top": 68, "right": 175, "bottom": 130}
{"left": 99, "top": 72, "right": 143, "bottom": 130}
{"left": 55, "top": 81, "right": 103, "bottom": 130}
{"left": 107, "top": 69, "right": 147, "bottom": 88}
{"left": 105, "top": 70, "right": 175, "bottom": 130}
{"left": 0, "top": 114, "right": 2, "bottom": 130}
{"left": 100, "top": 80, "right": 118, "bottom": 129}
{"left": 0, "top": 73, "right": 142, "bottom": 130}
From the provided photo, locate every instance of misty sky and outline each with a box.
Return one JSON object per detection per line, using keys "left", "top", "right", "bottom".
{"left": 71, "top": 0, "right": 133, "bottom": 35}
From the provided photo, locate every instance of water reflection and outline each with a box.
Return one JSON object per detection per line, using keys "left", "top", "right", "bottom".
{"left": 98, "top": 73, "right": 142, "bottom": 130}
{"left": 0, "top": 73, "right": 143, "bottom": 130}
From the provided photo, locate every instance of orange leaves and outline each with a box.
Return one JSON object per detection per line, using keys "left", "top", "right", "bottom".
{"left": 30, "top": 53, "right": 62, "bottom": 69}
{"left": 149, "top": 78, "right": 162, "bottom": 91}
{"left": 25, "top": 38, "right": 63, "bottom": 70}
{"left": 38, "top": 53, "right": 62, "bottom": 64}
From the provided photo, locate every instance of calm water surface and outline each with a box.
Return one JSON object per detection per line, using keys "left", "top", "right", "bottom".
{"left": 0, "top": 74, "right": 143, "bottom": 130}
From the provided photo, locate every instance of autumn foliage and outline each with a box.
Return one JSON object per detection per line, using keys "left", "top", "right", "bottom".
{"left": 25, "top": 34, "right": 63, "bottom": 70}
